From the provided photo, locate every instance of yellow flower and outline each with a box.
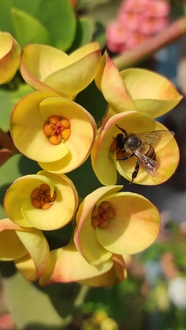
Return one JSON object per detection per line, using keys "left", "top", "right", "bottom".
{"left": 0, "top": 218, "right": 50, "bottom": 281}
{"left": 95, "top": 52, "right": 182, "bottom": 125}
{"left": 39, "top": 241, "right": 127, "bottom": 287}
{"left": 74, "top": 186, "right": 160, "bottom": 266}
{"left": 4, "top": 170, "right": 78, "bottom": 230}
{"left": 20, "top": 42, "right": 101, "bottom": 99}
{"left": 0, "top": 32, "right": 21, "bottom": 84}
{"left": 91, "top": 111, "right": 179, "bottom": 185}
{"left": 10, "top": 91, "right": 97, "bottom": 173}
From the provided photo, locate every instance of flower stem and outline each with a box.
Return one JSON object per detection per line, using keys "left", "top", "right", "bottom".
{"left": 74, "top": 285, "right": 90, "bottom": 308}
{"left": 113, "top": 16, "right": 186, "bottom": 70}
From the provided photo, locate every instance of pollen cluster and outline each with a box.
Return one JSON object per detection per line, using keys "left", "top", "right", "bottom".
{"left": 31, "top": 183, "right": 56, "bottom": 210}
{"left": 91, "top": 201, "right": 116, "bottom": 229}
{"left": 43, "top": 115, "right": 71, "bottom": 145}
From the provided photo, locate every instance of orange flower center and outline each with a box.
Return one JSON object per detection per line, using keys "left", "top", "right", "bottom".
{"left": 43, "top": 115, "right": 71, "bottom": 145}
{"left": 31, "top": 183, "right": 56, "bottom": 210}
{"left": 91, "top": 201, "right": 116, "bottom": 229}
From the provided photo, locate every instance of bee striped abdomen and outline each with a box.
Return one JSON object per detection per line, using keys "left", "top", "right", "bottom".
{"left": 142, "top": 143, "right": 156, "bottom": 160}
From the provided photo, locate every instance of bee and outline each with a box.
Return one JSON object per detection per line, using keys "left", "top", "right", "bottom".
{"left": 112, "top": 124, "right": 174, "bottom": 183}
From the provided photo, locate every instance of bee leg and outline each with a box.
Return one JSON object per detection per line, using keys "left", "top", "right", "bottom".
{"left": 116, "top": 124, "right": 127, "bottom": 136}
{"left": 131, "top": 159, "right": 140, "bottom": 184}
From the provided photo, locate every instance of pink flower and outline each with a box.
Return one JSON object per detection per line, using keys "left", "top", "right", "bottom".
{"left": 118, "top": 11, "right": 141, "bottom": 31}
{"left": 140, "top": 16, "right": 169, "bottom": 35}
{"left": 121, "top": 0, "right": 149, "bottom": 13}
{"left": 144, "top": 0, "right": 170, "bottom": 17}
{"left": 106, "top": 21, "right": 129, "bottom": 53}
{"left": 106, "top": 18, "right": 148, "bottom": 53}
{"left": 124, "top": 31, "right": 149, "bottom": 50}
{"left": 106, "top": 0, "right": 170, "bottom": 53}
{"left": 0, "top": 314, "right": 15, "bottom": 330}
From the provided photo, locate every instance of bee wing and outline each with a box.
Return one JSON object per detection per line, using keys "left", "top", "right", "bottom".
{"left": 133, "top": 150, "right": 157, "bottom": 176}
{"left": 137, "top": 130, "right": 174, "bottom": 148}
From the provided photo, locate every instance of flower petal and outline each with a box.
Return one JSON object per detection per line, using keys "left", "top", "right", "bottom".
{"left": 15, "top": 229, "right": 50, "bottom": 281}
{"left": 20, "top": 44, "right": 71, "bottom": 98}
{"left": 96, "top": 192, "right": 160, "bottom": 254}
{"left": 116, "top": 121, "right": 179, "bottom": 185}
{"left": 95, "top": 52, "right": 136, "bottom": 113}
{"left": 0, "top": 218, "right": 50, "bottom": 281}
{"left": 120, "top": 68, "right": 183, "bottom": 117}
{"left": 92, "top": 110, "right": 179, "bottom": 185}
{"left": 10, "top": 92, "right": 69, "bottom": 163}
{"left": 0, "top": 219, "right": 28, "bottom": 260}
{"left": 91, "top": 128, "right": 118, "bottom": 185}
{"left": 91, "top": 111, "right": 156, "bottom": 185}
{"left": 21, "top": 171, "right": 78, "bottom": 230}
{"left": 15, "top": 255, "right": 39, "bottom": 281}
{"left": 38, "top": 96, "right": 97, "bottom": 173}
{"left": 95, "top": 53, "right": 182, "bottom": 121}
{"left": 4, "top": 171, "right": 78, "bottom": 230}
{"left": 20, "top": 43, "right": 101, "bottom": 98}
{"left": 39, "top": 241, "right": 113, "bottom": 286}
{"left": 4, "top": 174, "right": 55, "bottom": 227}
{"left": 74, "top": 186, "right": 122, "bottom": 265}
{"left": 78, "top": 254, "right": 127, "bottom": 286}
{"left": 44, "top": 43, "right": 102, "bottom": 98}
{"left": 0, "top": 32, "right": 21, "bottom": 84}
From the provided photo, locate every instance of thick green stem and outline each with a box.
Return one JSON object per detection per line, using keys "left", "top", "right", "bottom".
{"left": 113, "top": 16, "right": 186, "bottom": 70}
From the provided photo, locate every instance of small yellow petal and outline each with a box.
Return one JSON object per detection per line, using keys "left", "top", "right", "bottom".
{"left": 0, "top": 32, "right": 21, "bottom": 84}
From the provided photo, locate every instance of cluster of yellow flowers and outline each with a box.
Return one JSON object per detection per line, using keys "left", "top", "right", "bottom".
{"left": 0, "top": 31, "right": 182, "bottom": 286}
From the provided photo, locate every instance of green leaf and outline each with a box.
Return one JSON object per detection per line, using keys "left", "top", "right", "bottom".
{"left": 68, "top": 17, "right": 94, "bottom": 52}
{"left": 0, "top": 84, "right": 34, "bottom": 131}
{"left": 2, "top": 271, "right": 80, "bottom": 328}
{"left": 38, "top": 0, "right": 77, "bottom": 51}
{"left": 93, "top": 21, "right": 106, "bottom": 49}
{"left": 79, "top": 17, "right": 94, "bottom": 44}
{"left": 0, "top": 0, "right": 15, "bottom": 35}
{"left": 0, "top": 154, "right": 37, "bottom": 195}
{"left": 69, "top": 18, "right": 106, "bottom": 52}
{"left": 76, "top": 81, "right": 107, "bottom": 124}
{"left": 68, "top": 157, "right": 101, "bottom": 199}
{"left": 0, "top": 0, "right": 77, "bottom": 50}
{"left": 11, "top": 0, "right": 77, "bottom": 51}
{"left": 0, "top": 204, "right": 6, "bottom": 219}
{"left": 12, "top": 8, "right": 51, "bottom": 48}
